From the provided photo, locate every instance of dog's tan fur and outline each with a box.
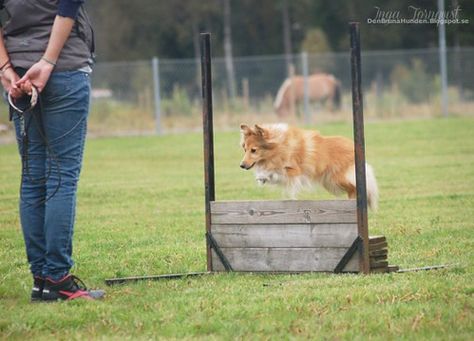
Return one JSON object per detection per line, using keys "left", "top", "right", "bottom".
{"left": 240, "top": 123, "right": 378, "bottom": 210}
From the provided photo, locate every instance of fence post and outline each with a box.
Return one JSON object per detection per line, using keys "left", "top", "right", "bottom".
{"left": 288, "top": 63, "right": 296, "bottom": 117}
{"left": 301, "top": 51, "right": 310, "bottom": 125}
{"left": 438, "top": 0, "right": 449, "bottom": 117}
{"left": 152, "top": 57, "right": 162, "bottom": 135}
{"left": 242, "top": 78, "right": 249, "bottom": 112}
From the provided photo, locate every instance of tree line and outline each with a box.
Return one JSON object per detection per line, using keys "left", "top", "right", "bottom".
{"left": 86, "top": 0, "right": 474, "bottom": 62}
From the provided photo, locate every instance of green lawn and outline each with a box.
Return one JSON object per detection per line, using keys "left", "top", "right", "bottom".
{"left": 0, "top": 117, "right": 473, "bottom": 340}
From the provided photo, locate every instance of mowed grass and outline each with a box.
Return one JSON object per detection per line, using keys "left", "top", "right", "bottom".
{"left": 0, "top": 117, "right": 473, "bottom": 340}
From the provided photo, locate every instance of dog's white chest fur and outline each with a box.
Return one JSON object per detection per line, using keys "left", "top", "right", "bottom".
{"left": 254, "top": 166, "right": 313, "bottom": 199}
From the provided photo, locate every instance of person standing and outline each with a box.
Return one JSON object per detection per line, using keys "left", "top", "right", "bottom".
{"left": 0, "top": 0, "right": 104, "bottom": 301}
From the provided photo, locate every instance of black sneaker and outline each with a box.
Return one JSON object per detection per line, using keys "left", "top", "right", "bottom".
{"left": 31, "top": 276, "right": 44, "bottom": 302}
{"left": 42, "top": 274, "right": 105, "bottom": 301}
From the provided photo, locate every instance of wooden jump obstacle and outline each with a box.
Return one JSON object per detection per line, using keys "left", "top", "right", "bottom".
{"left": 202, "top": 23, "right": 396, "bottom": 275}
{"left": 105, "top": 22, "right": 402, "bottom": 286}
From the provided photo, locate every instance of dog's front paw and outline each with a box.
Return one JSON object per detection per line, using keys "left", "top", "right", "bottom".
{"left": 256, "top": 176, "right": 268, "bottom": 186}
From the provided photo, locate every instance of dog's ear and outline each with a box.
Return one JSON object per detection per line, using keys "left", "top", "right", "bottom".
{"left": 254, "top": 124, "right": 267, "bottom": 138}
{"left": 240, "top": 124, "right": 252, "bottom": 135}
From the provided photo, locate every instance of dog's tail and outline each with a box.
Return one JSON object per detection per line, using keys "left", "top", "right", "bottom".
{"left": 346, "top": 163, "right": 379, "bottom": 211}
{"left": 366, "top": 164, "right": 379, "bottom": 211}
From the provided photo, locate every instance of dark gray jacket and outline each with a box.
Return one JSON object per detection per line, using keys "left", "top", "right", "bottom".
{"left": 0, "top": 0, "right": 94, "bottom": 71}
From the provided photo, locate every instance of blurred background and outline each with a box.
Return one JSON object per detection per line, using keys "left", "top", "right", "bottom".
{"left": 1, "top": 0, "right": 473, "bottom": 139}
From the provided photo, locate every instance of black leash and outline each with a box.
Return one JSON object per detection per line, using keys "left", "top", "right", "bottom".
{"left": 8, "top": 87, "right": 62, "bottom": 207}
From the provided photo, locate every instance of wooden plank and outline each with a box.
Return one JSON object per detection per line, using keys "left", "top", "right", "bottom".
{"left": 211, "top": 223, "right": 358, "bottom": 248}
{"left": 368, "top": 241, "right": 388, "bottom": 251}
{"left": 211, "top": 247, "right": 359, "bottom": 272}
{"left": 370, "top": 255, "right": 387, "bottom": 263}
{"left": 370, "top": 265, "right": 398, "bottom": 274}
{"left": 211, "top": 200, "right": 357, "bottom": 225}
{"left": 369, "top": 235, "right": 386, "bottom": 244}
{"left": 370, "top": 267, "right": 388, "bottom": 273}
{"left": 370, "top": 260, "right": 389, "bottom": 268}
{"left": 369, "top": 248, "right": 388, "bottom": 257}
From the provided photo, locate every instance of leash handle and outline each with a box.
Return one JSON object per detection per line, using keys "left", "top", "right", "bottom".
{"left": 8, "top": 86, "right": 39, "bottom": 113}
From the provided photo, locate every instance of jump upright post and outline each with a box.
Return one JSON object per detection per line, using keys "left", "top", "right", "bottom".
{"left": 201, "top": 33, "right": 216, "bottom": 272}
{"left": 350, "top": 22, "right": 370, "bottom": 274}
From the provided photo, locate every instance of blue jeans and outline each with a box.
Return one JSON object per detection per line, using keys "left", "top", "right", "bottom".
{"left": 12, "top": 70, "right": 90, "bottom": 281}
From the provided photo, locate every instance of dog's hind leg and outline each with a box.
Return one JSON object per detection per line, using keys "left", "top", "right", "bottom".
{"left": 347, "top": 187, "right": 356, "bottom": 199}
{"left": 339, "top": 166, "right": 357, "bottom": 199}
{"left": 284, "top": 166, "right": 304, "bottom": 199}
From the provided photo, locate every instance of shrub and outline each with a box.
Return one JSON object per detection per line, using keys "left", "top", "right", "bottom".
{"left": 390, "top": 58, "right": 436, "bottom": 103}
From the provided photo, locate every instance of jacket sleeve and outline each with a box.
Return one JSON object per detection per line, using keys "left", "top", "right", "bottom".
{"left": 58, "top": 0, "right": 85, "bottom": 19}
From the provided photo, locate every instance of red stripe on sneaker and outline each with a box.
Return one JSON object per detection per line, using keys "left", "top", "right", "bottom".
{"left": 59, "top": 290, "right": 92, "bottom": 300}
{"left": 47, "top": 274, "right": 72, "bottom": 284}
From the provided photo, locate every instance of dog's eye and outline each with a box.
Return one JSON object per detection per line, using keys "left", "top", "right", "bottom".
{"left": 251, "top": 148, "right": 257, "bottom": 153}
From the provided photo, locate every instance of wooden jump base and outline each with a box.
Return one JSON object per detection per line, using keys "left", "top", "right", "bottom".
{"left": 105, "top": 22, "right": 405, "bottom": 286}
{"left": 210, "top": 200, "right": 360, "bottom": 272}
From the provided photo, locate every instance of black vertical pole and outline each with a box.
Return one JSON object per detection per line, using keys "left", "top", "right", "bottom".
{"left": 201, "top": 33, "right": 215, "bottom": 272}
{"left": 349, "top": 22, "right": 370, "bottom": 274}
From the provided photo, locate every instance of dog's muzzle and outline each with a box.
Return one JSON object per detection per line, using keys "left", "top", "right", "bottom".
{"left": 240, "top": 162, "right": 254, "bottom": 170}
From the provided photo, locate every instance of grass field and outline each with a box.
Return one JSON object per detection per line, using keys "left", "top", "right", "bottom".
{"left": 0, "top": 117, "right": 473, "bottom": 340}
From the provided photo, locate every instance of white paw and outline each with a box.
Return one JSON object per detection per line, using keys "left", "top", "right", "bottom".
{"left": 268, "top": 173, "right": 281, "bottom": 183}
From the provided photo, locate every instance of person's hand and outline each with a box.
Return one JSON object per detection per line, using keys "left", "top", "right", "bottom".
{"left": 16, "top": 58, "right": 54, "bottom": 93}
{"left": 19, "top": 81, "right": 33, "bottom": 95}
{"left": 0, "top": 67, "right": 23, "bottom": 98}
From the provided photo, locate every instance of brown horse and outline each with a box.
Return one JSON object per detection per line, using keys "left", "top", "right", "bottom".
{"left": 273, "top": 73, "right": 341, "bottom": 117}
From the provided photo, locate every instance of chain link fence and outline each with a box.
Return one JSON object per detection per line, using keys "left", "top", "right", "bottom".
{"left": 1, "top": 47, "right": 473, "bottom": 140}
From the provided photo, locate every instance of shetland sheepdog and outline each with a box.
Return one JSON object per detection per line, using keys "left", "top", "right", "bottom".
{"left": 239, "top": 123, "right": 379, "bottom": 210}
